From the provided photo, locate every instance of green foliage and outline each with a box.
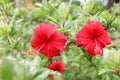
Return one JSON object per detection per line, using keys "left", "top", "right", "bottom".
{"left": 0, "top": 0, "right": 120, "bottom": 80}
{"left": 0, "top": 57, "right": 32, "bottom": 80}
{"left": 98, "top": 49, "right": 120, "bottom": 80}
{"left": 103, "top": 49, "right": 120, "bottom": 72}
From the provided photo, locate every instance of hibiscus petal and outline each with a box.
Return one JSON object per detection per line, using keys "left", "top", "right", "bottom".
{"left": 38, "top": 23, "right": 57, "bottom": 38}
{"left": 96, "top": 31, "right": 111, "bottom": 47}
{"left": 48, "top": 61, "right": 65, "bottom": 73}
{"left": 40, "top": 32, "right": 67, "bottom": 59}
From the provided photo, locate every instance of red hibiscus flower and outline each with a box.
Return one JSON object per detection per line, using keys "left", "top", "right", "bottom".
{"left": 48, "top": 61, "right": 65, "bottom": 78}
{"left": 48, "top": 61, "right": 65, "bottom": 73}
{"left": 76, "top": 20, "right": 111, "bottom": 56}
{"left": 30, "top": 23, "right": 67, "bottom": 59}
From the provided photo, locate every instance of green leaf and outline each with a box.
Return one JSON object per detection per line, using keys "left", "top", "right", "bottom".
{"left": 57, "top": 2, "right": 69, "bottom": 21}
{"left": 98, "top": 69, "right": 108, "bottom": 75}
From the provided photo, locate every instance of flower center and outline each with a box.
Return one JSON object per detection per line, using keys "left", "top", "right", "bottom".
{"left": 92, "top": 34, "right": 96, "bottom": 40}
{"left": 46, "top": 38, "right": 51, "bottom": 42}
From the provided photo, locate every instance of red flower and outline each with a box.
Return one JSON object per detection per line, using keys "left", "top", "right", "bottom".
{"left": 30, "top": 23, "right": 67, "bottom": 59}
{"left": 76, "top": 20, "right": 111, "bottom": 56}
{"left": 47, "top": 61, "right": 65, "bottom": 78}
{"left": 48, "top": 61, "right": 65, "bottom": 73}
{"left": 48, "top": 74, "right": 53, "bottom": 78}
